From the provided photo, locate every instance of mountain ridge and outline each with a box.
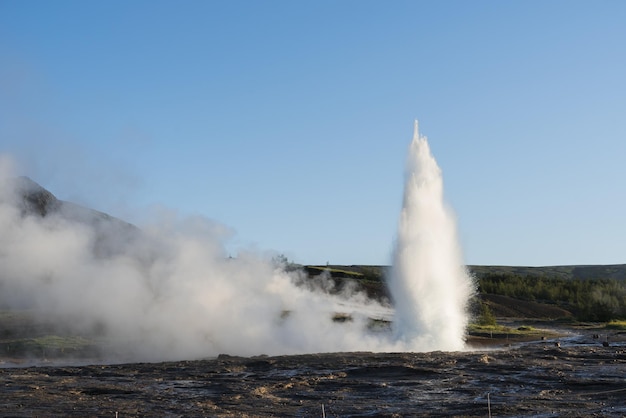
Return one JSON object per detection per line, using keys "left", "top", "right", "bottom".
{"left": 5, "top": 176, "right": 139, "bottom": 258}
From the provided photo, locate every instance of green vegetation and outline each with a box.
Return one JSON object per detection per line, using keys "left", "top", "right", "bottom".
{"left": 465, "top": 323, "right": 562, "bottom": 344}
{"left": 470, "top": 264, "right": 626, "bottom": 281}
{"left": 29, "top": 335, "right": 93, "bottom": 350}
{"left": 0, "top": 335, "right": 97, "bottom": 357}
{"left": 467, "top": 323, "right": 544, "bottom": 338}
{"left": 476, "top": 302, "right": 497, "bottom": 326}
{"left": 303, "top": 264, "right": 626, "bottom": 322}
{"left": 468, "top": 324, "right": 510, "bottom": 334}
{"left": 605, "top": 320, "right": 626, "bottom": 330}
{"left": 477, "top": 273, "right": 626, "bottom": 321}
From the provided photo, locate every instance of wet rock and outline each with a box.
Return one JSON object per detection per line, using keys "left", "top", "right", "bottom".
{"left": 1, "top": 344, "right": 625, "bottom": 417}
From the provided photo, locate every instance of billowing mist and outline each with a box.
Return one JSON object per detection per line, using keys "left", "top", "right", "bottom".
{"left": 0, "top": 159, "right": 393, "bottom": 363}
{"left": 0, "top": 125, "right": 473, "bottom": 363}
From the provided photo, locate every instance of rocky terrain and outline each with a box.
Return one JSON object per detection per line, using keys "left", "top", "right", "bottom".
{"left": 2, "top": 331, "right": 626, "bottom": 417}
{"left": 1, "top": 307, "right": 625, "bottom": 417}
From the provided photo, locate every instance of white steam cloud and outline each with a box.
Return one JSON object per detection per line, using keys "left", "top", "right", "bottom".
{"left": 0, "top": 124, "right": 473, "bottom": 363}
{"left": 0, "top": 157, "right": 395, "bottom": 362}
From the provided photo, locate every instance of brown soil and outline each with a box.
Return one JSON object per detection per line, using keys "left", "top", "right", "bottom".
{"left": 482, "top": 294, "right": 574, "bottom": 319}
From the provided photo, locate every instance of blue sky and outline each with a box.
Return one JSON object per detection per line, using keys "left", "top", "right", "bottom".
{"left": 1, "top": 1, "right": 625, "bottom": 266}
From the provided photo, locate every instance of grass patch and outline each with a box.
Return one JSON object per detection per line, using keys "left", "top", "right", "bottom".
{"left": 1, "top": 335, "right": 97, "bottom": 357}
{"left": 605, "top": 320, "right": 626, "bottom": 330}
{"left": 0, "top": 309, "right": 33, "bottom": 320}
{"left": 29, "top": 335, "right": 94, "bottom": 350}
{"left": 468, "top": 324, "right": 513, "bottom": 334}
{"left": 468, "top": 323, "right": 546, "bottom": 338}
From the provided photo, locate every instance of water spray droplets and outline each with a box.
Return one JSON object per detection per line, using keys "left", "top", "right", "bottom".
{"left": 389, "top": 121, "right": 474, "bottom": 351}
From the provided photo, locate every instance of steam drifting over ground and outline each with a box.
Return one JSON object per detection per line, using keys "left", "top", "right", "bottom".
{"left": 0, "top": 125, "right": 473, "bottom": 362}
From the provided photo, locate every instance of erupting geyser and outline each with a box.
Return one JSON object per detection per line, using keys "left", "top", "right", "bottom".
{"left": 388, "top": 120, "right": 474, "bottom": 351}
{"left": 0, "top": 122, "right": 473, "bottom": 363}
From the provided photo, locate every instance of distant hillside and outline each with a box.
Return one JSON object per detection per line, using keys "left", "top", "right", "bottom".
{"left": 5, "top": 176, "right": 139, "bottom": 257}
{"left": 305, "top": 263, "right": 626, "bottom": 321}
{"left": 306, "top": 263, "right": 626, "bottom": 283}
{"left": 469, "top": 264, "right": 626, "bottom": 281}
{"left": 10, "top": 176, "right": 132, "bottom": 225}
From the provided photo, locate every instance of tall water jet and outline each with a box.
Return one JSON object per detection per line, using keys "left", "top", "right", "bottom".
{"left": 388, "top": 121, "right": 474, "bottom": 351}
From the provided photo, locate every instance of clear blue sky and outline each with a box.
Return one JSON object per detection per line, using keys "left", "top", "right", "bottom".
{"left": 1, "top": 1, "right": 625, "bottom": 266}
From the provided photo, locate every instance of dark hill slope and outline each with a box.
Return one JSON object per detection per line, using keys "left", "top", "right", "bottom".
{"left": 469, "top": 264, "right": 626, "bottom": 281}
{"left": 307, "top": 263, "right": 626, "bottom": 283}
{"left": 481, "top": 294, "right": 573, "bottom": 319}
{"left": 305, "top": 263, "right": 626, "bottom": 320}
{"left": 4, "top": 176, "right": 139, "bottom": 257}
{"left": 10, "top": 176, "right": 134, "bottom": 227}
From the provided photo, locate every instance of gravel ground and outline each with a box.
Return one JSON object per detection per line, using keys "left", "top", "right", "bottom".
{"left": 1, "top": 331, "right": 625, "bottom": 417}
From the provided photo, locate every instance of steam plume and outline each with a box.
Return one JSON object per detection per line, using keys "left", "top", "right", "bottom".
{"left": 388, "top": 121, "right": 474, "bottom": 351}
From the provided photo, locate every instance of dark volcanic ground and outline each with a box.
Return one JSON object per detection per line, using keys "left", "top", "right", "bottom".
{"left": 1, "top": 331, "right": 626, "bottom": 417}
